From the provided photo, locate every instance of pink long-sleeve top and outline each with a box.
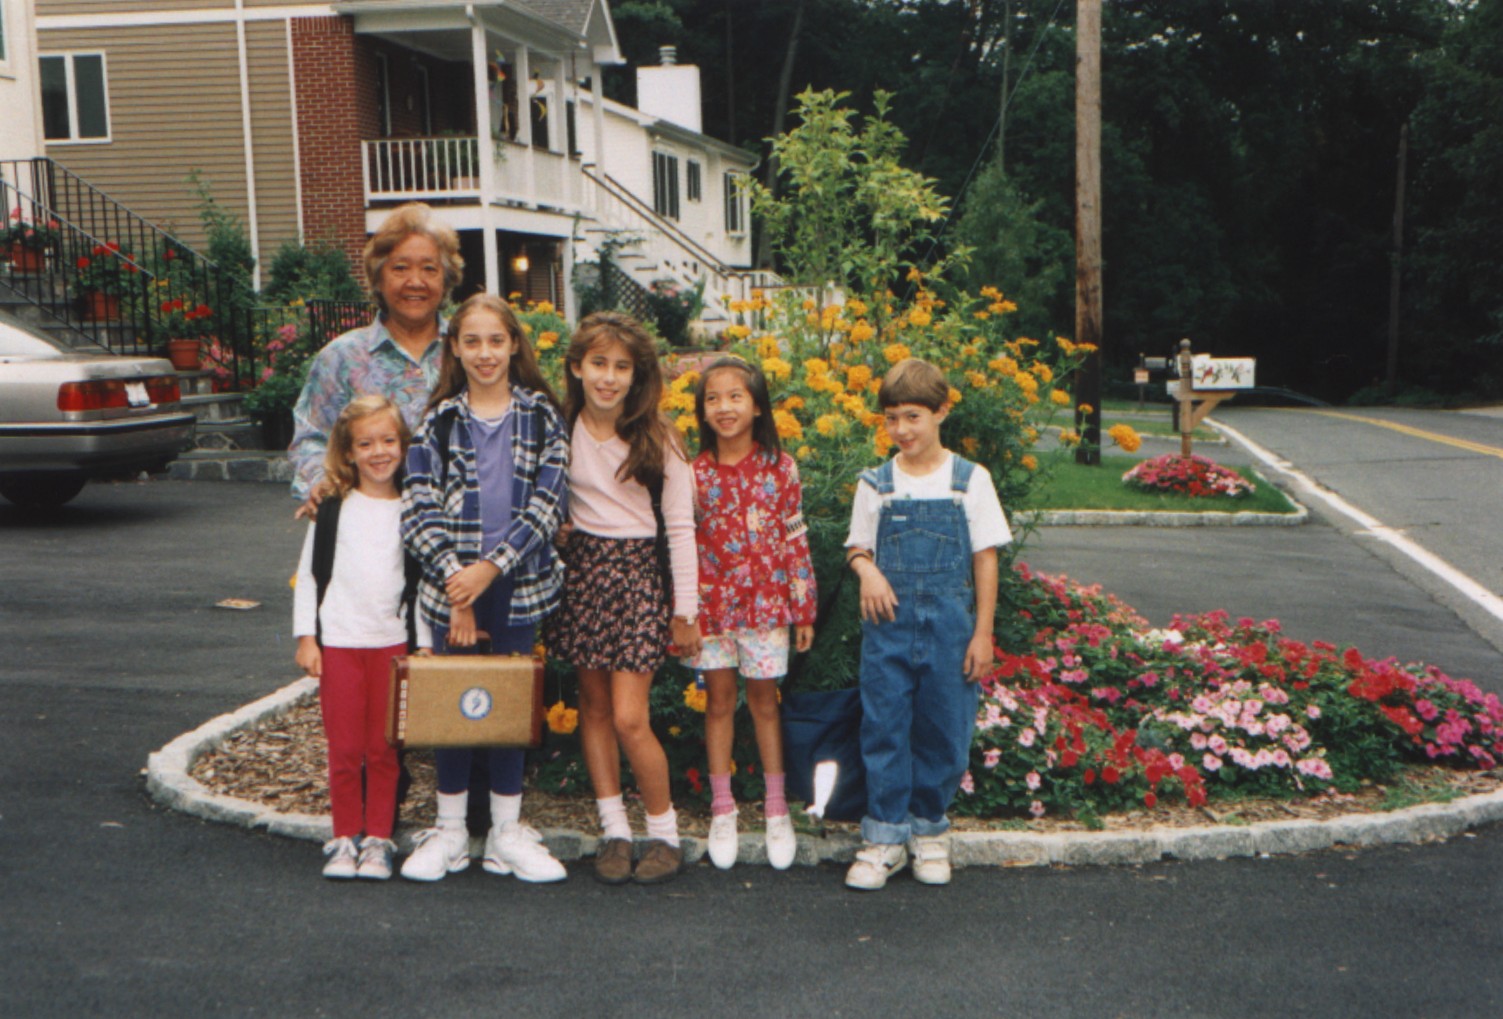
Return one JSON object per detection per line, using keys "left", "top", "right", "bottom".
{"left": 566, "top": 420, "right": 699, "bottom": 620}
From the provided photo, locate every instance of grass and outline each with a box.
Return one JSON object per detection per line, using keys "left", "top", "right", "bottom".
{"left": 1020, "top": 454, "right": 1300, "bottom": 514}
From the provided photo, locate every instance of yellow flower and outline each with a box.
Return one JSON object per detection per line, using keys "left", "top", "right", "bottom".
{"left": 683, "top": 683, "right": 707, "bottom": 713}
{"left": 907, "top": 308, "right": 932, "bottom": 328}
{"left": 989, "top": 355, "right": 1018, "bottom": 376}
{"left": 804, "top": 357, "right": 830, "bottom": 377}
{"left": 725, "top": 324, "right": 751, "bottom": 341}
{"left": 773, "top": 408, "right": 803, "bottom": 440}
{"left": 668, "top": 390, "right": 697, "bottom": 413}
{"left": 1076, "top": 342, "right": 1099, "bottom": 354}
{"left": 781, "top": 395, "right": 806, "bottom": 412}
{"left": 546, "top": 701, "right": 579, "bottom": 735}
{"left": 973, "top": 311, "right": 991, "bottom": 321}
{"left": 979, "top": 285, "right": 1002, "bottom": 299}
{"left": 967, "top": 370, "right": 989, "bottom": 389}
{"left": 1077, "top": 403, "right": 1094, "bottom": 415}
{"left": 802, "top": 297, "right": 817, "bottom": 311}
{"left": 762, "top": 356, "right": 792, "bottom": 381}
{"left": 960, "top": 343, "right": 979, "bottom": 359}
{"left": 537, "top": 330, "right": 559, "bottom": 350}
{"left": 1034, "top": 363, "right": 1053, "bottom": 384}
{"left": 846, "top": 364, "right": 873, "bottom": 392}
{"left": 816, "top": 413, "right": 840, "bottom": 437}
{"left": 1059, "top": 429, "right": 1081, "bottom": 446}
{"left": 1109, "top": 423, "right": 1142, "bottom": 453}
{"left": 756, "top": 335, "right": 782, "bottom": 359}
{"left": 1056, "top": 337, "right": 1076, "bottom": 355}
{"left": 795, "top": 445, "right": 812, "bottom": 460}
{"left": 961, "top": 436, "right": 979, "bottom": 455}
{"left": 675, "top": 414, "right": 698, "bottom": 433}
{"left": 849, "top": 320, "right": 876, "bottom": 344}
{"left": 669, "top": 725, "right": 683, "bottom": 737}
{"left": 867, "top": 379, "right": 884, "bottom": 396}
{"left": 860, "top": 409, "right": 883, "bottom": 428}
{"left": 1017, "top": 337, "right": 1040, "bottom": 348}
{"left": 845, "top": 298, "right": 869, "bottom": 318}
{"left": 874, "top": 423, "right": 894, "bottom": 455}
{"left": 988, "top": 299, "right": 1018, "bottom": 315}
{"left": 906, "top": 266, "right": 924, "bottom": 282}
{"left": 1022, "top": 426, "right": 1039, "bottom": 443}
{"left": 533, "top": 300, "right": 555, "bottom": 315}
{"left": 883, "top": 343, "right": 911, "bottom": 365}
{"left": 728, "top": 299, "right": 750, "bottom": 315}
{"left": 947, "top": 386, "right": 963, "bottom": 406}
{"left": 1050, "top": 389, "right": 1071, "bottom": 407}
{"left": 1021, "top": 454, "right": 1039, "bottom": 471}
{"left": 1013, "top": 372, "right": 1039, "bottom": 395}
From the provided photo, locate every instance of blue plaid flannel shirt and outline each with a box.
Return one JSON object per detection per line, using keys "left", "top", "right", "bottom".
{"left": 401, "top": 386, "right": 569, "bottom": 631}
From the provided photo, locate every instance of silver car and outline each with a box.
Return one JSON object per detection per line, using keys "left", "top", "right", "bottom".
{"left": 0, "top": 311, "right": 195, "bottom": 508}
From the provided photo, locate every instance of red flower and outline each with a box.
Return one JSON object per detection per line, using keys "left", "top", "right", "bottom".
{"left": 76, "top": 256, "right": 90, "bottom": 270}
{"left": 1083, "top": 768, "right": 1096, "bottom": 785}
{"left": 1101, "top": 765, "right": 1121, "bottom": 785}
{"left": 1144, "top": 791, "right": 1158, "bottom": 808}
{"left": 685, "top": 767, "right": 703, "bottom": 794}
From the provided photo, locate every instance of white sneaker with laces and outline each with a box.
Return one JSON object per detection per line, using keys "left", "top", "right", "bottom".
{"left": 356, "top": 837, "right": 396, "bottom": 881}
{"left": 844, "top": 842, "right": 908, "bottom": 891}
{"left": 764, "top": 814, "right": 797, "bottom": 871}
{"left": 707, "top": 811, "right": 739, "bottom": 870}
{"left": 322, "top": 836, "right": 359, "bottom": 880}
{"left": 400, "top": 825, "right": 470, "bottom": 882}
{"left": 483, "top": 822, "right": 567, "bottom": 883}
{"left": 908, "top": 835, "right": 951, "bottom": 885}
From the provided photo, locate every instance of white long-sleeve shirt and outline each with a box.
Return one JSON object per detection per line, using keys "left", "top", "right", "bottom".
{"left": 293, "top": 490, "right": 426, "bottom": 648}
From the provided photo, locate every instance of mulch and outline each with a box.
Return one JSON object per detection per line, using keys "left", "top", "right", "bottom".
{"left": 189, "top": 694, "right": 1502, "bottom": 838}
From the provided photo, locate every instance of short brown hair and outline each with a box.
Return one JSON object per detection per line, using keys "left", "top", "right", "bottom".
{"left": 877, "top": 358, "right": 950, "bottom": 411}
{"left": 363, "top": 203, "right": 463, "bottom": 312}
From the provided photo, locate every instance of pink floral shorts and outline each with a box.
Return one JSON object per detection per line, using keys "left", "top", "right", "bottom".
{"left": 683, "top": 626, "right": 790, "bottom": 680}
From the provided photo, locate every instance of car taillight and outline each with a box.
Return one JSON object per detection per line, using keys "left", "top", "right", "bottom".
{"left": 58, "top": 380, "right": 128, "bottom": 411}
{"left": 146, "top": 376, "right": 180, "bottom": 404}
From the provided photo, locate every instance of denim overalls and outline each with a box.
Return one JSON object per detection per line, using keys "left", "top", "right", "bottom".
{"left": 858, "top": 455, "right": 980, "bottom": 845}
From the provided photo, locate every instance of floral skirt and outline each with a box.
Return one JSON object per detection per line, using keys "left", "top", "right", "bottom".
{"left": 545, "top": 532, "right": 669, "bottom": 673}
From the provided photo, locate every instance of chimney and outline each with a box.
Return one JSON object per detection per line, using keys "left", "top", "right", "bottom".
{"left": 636, "top": 44, "right": 702, "bottom": 134}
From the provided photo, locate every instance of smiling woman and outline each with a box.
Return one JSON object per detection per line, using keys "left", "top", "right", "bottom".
{"left": 287, "top": 203, "right": 464, "bottom": 510}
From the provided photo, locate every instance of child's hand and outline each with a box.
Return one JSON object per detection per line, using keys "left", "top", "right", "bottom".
{"left": 858, "top": 569, "right": 899, "bottom": 624}
{"left": 296, "top": 635, "right": 322, "bottom": 678}
{"left": 670, "top": 616, "right": 702, "bottom": 657}
{"left": 554, "top": 520, "right": 574, "bottom": 548}
{"left": 794, "top": 624, "right": 814, "bottom": 653}
{"left": 446, "top": 561, "right": 501, "bottom": 610}
{"left": 963, "top": 632, "right": 994, "bottom": 682}
{"left": 447, "top": 604, "right": 478, "bottom": 648}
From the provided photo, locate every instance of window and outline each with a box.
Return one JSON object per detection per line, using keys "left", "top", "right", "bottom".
{"left": 686, "top": 160, "right": 702, "bottom": 202}
{"left": 724, "top": 172, "right": 746, "bottom": 234}
{"left": 374, "top": 52, "right": 391, "bottom": 138}
{"left": 0, "top": 2, "right": 10, "bottom": 67}
{"left": 653, "top": 151, "right": 680, "bottom": 221}
{"left": 40, "top": 54, "right": 110, "bottom": 142}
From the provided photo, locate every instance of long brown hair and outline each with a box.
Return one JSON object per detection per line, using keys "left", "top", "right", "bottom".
{"left": 563, "top": 311, "right": 681, "bottom": 487}
{"left": 427, "top": 293, "right": 560, "bottom": 412}
{"left": 323, "top": 395, "right": 410, "bottom": 498}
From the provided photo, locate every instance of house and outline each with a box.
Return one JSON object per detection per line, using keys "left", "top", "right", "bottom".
{"left": 0, "top": 0, "right": 45, "bottom": 163}
{"left": 29, "top": 0, "right": 768, "bottom": 322}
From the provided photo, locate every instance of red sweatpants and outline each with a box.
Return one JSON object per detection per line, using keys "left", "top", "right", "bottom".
{"left": 319, "top": 644, "right": 405, "bottom": 839}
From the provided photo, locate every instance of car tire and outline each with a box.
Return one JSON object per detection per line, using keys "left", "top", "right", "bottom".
{"left": 0, "top": 475, "right": 88, "bottom": 509}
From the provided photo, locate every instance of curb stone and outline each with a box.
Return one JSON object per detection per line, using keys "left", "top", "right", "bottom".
{"left": 1022, "top": 504, "right": 1308, "bottom": 527}
{"left": 147, "top": 678, "right": 1503, "bottom": 869}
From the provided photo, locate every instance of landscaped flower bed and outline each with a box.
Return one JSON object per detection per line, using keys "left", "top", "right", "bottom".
{"left": 1124, "top": 453, "right": 1255, "bottom": 498}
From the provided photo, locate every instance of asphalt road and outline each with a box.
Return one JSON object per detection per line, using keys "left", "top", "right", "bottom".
{"left": 2, "top": 474, "right": 1500, "bottom": 1018}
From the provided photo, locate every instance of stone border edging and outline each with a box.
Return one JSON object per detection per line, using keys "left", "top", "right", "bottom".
{"left": 1022, "top": 503, "right": 1308, "bottom": 527}
{"left": 147, "top": 678, "right": 1503, "bottom": 868}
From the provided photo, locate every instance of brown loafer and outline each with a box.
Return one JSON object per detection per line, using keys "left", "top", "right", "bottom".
{"left": 593, "top": 837, "right": 634, "bottom": 885}
{"left": 632, "top": 839, "right": 682, "bottom": 885}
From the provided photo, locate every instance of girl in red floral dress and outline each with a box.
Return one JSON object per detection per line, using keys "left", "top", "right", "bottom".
{"left": 685, "top": 356, "right": 817, "bottom": 871}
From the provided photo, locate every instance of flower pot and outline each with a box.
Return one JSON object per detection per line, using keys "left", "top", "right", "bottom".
{"left": 165, "top": 338, "right": 203, "bottom": 371}
{"left": 8, "top": 244, "right": 44, "bottom": 274}
{"left": 83, "top": 291, "right": 121, "bottom": 322}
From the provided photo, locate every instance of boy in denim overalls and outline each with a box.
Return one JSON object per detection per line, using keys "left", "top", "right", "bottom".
{"left": 843, "top": 359, "right": 1012, "bottom": 890}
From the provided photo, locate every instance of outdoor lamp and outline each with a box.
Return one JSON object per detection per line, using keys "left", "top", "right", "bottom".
{"left": 512, "top": 253, "right": 530, "bottom": 274}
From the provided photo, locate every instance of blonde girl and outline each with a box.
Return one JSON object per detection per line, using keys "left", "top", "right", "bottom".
{"left": 399, "top": 293, "right": 569, "bottom": 883}
{"left": 292, "top": 395, "right": 415, "bottom": 880}
{"left": 686, "top": 356, "right": 817, "bottom": 871}
{"left": 547, "top": 311, "right": 701, "bottom": 885}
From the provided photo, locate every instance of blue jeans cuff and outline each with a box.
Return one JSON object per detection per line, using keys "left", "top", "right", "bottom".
{"left": 909, "top": 814, "right": 951, "bottom": 837}
{"left": 861, "top": 816, "right": 912, "bottom": 844}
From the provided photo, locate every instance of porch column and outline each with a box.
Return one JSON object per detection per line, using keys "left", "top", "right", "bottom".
{"left": 562, "top": 233, "right": 577, "bottom": 322}
{"left": 515, "top": 45, "right": 537, "bottom": 205}
{"left": 553, "top": 55, "right": 572, "bottom": 210}
{"left": 469, "top": 11, "right": 499, "bottom": 295}
{"left": 590, "top": 59, "right": 606, "bottom": 200}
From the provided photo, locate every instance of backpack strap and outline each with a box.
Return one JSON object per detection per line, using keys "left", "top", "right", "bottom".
{"left": 310, "top": 494, "right": 344, "bottom": 647}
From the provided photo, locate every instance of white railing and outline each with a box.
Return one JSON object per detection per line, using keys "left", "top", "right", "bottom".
{"left": 361, "top": 136, "right": 582, "bottom": 213}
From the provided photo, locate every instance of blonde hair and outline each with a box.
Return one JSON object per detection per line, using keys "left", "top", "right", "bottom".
{"left": 878, "top": 358, "right": 950, "bottom": 411}
{"left": 323, "top": 395, "right": 411, "bottom": 497}
{"left": 427, "top": 293, "right": 560, "bottom": 412}
{"left": 362, "top": 203, "right": 464, "bottom": 313}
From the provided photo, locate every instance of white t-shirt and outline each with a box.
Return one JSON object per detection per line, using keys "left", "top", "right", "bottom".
{"left": 845, "top": 452, "right": 1012, "bottom": 554}
{"left": 293, "top": 489, "right": 416, "bottom": 648}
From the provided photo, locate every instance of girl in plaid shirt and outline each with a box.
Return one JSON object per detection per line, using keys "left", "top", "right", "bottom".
{"left": 399, "top": 293, "right": 569, "bottom": 884}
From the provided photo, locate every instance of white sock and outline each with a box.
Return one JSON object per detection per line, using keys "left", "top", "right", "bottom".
{"left": 490, "top": 792, "right": 522, "bottom": 828}
{"left": 596, "top": 794, "right": 632, "bottom": 841}
{"left": 436, "top": 791, "right": 467, "bottom": 831}
{"left": 645, "top": 807, "right": 680, "bottom": 848}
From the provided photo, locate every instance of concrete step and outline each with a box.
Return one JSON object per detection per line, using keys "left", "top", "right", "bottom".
{"left": 192, "top": 418, "right": 265, "bottom": 452}
{"left": 167, "top": 448, "right": 292, "bottom": 484}
{"left": 180, "top": 391, "right": 246, "bottom": 423}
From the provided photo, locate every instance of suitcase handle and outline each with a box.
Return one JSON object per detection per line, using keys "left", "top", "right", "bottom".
{"left": 445, "top": 629, "right": 492, "bottom": 655}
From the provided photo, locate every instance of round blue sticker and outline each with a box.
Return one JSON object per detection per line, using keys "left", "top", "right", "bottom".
{"left": 459, "top": 687, "right": 493, "bottom": 721}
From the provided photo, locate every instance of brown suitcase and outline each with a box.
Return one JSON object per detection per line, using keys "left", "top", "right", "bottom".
{"left": 387, "top": 643, "right": 545, "bottom": 749}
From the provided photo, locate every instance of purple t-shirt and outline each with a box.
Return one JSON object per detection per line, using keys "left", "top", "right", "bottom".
{"left": 469, "top": 406, "right": 515, "bottom": 556}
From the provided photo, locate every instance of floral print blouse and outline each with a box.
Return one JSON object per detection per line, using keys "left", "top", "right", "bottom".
{"left": 692, "top": 445, "right": 817, "bottom": 635}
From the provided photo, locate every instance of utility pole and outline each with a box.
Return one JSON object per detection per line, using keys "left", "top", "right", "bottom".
{"left": 1073, "top": 0, "right": 1103, "bottom": 465}
{"left": 1385, "top": 120, "right": 1408, "bottom": 396}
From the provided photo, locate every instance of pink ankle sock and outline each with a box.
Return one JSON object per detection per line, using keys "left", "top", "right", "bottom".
{"left": 763, "top": 772, "right": 788, "bottom": 818}
{"left": 710, "top": 772, "right": 735, "bottom": 816}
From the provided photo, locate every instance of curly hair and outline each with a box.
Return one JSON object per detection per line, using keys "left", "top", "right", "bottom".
{"left": 362, "top": 203, "right": 463, "bottom": 313}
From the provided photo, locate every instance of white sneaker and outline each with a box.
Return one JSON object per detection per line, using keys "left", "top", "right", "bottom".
{"left": 356, "top": 837, "right": 396, "bottom": 881}
{"left": 483, "top": 822, "right": 568, "bottom": 883}
{"left": 321, "top": 836, "right": 359, "bottom": 880}
{"left": 908, "top": 835, "right": 951, "bottom": 885}
{"left": 764, "top": 814, "right": 797, "bottom": 871}
{"left": 707, "top": 811, "right": 739, "bottom": 870}
{"left": 844, "top": 842, "right": 908, "bottom": 891}
{"left": 400, "top": 826, "right": 470, "bottom": 882}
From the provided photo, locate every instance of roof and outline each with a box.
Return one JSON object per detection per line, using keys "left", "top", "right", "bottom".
{"left": 513, "top": 0, "right": 597, "bottom": 35}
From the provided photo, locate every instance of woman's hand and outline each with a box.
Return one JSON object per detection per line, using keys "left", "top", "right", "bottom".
{"left": 445, "top": 561, "right": 501, "bottom": 610}
{"left": 447, "top": 604, "right": 478, "bottom": 648}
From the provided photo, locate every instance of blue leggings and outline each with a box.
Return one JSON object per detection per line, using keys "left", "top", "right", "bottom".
{"left": 432, "top": 578, "right": 533, "bottom": 797}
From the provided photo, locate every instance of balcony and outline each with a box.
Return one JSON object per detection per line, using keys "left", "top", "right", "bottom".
{"left": 362, "top": 136, "right": 583, "bottom": 216}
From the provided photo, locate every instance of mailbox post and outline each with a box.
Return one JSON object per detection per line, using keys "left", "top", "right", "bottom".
{"left": 1167, "top": 338, "right": 1255, "bottom": 457}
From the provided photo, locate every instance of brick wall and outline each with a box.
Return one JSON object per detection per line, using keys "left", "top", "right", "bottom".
{"left": 291, "top": 16, "right": 370, "bottom": 273}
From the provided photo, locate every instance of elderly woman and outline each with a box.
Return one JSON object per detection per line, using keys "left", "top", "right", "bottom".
{"left": 289, "top": 202, "right": 463, "bottom": 512}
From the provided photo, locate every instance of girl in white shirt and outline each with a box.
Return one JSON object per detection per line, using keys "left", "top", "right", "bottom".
{"left": 292, "top": 395, "right": 416, "bottom": 881}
